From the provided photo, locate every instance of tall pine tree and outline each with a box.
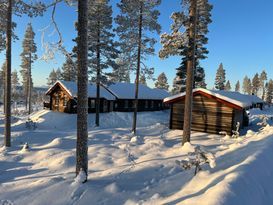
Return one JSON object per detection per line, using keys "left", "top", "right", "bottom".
{"left": 259, "top": 70, "right": 267, "bottom": 100}
{"left": 155, "top": 72, "right": 169, "bottom": 90}
{"left": 242, "top": 76, "right": 252, "bottom": 95}
{"left": 159, "top": 0, "right": 212, "bottom": 92}
{"left": 214, "top": 63, "right": 226, "bottom": 90}
{"left": 87, "top": 0, "right": 118, "bottom": 127}
{"left": 266, "top": 79, "right": 273, "bottom": 104}
{"left": 20, "top": 23, "right": 37, "bottom": 114}
{"left": 252, "top": 73, "right": 260, "bottom": 96}
{"left": 115, "top": 0, "right": 161, "bottom": 134}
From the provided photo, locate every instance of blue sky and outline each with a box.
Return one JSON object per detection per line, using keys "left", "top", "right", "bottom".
{"left": 0, "top": 0, "right": 272, "bottom": 89}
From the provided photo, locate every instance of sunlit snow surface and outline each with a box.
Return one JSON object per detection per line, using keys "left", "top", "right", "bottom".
{"left": 1, "top": 105, "right": 273, "bottom": 205}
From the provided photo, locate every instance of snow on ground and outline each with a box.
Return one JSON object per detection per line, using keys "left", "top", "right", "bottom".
{"left": 0, "top": 106, "right": 273, "bottom": 205}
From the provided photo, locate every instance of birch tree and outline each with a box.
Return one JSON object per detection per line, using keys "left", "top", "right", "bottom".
{"left": 115, "top": 0, "right": 161, "bottom": 134}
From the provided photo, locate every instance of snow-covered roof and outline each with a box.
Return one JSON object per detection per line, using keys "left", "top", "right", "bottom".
{"left": 46, "top": 81, "right": 116, "bottom": 100}
{"left": 106, "top": 83, "right": 170, "bottom": 100}
{"left": 163, "top": 88, "right": 264, "bottom": 108}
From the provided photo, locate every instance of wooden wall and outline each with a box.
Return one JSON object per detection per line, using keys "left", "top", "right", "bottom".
{"left": 170, "top": 94, "right": 244, "bottom": 135}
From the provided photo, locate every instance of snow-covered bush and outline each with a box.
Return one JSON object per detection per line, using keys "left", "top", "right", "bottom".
{"left": 257, "top": 115, "right": 269, "bottom": 127}
{"left": 176, "top": 145, "right": 216, "bottom": 176}
{"left": 231, "top": 122, "right": 240, "bottom": 138}
{"left": 25, "top": 118, "right": 37, "bottom": 130}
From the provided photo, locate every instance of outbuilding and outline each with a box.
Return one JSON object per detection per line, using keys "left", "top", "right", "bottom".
{"left": 164, "top": 88, "right": 264, "bottom": 135}
{"left": 45, "top": 81, "right": 116, "bottom": 113}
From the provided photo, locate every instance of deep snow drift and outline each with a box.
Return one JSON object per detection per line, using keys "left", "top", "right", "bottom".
{"left": 1, "top": 107, "right": 273, "bottom": 205}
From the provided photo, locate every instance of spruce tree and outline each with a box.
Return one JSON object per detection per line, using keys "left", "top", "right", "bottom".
{"left": 214, "top": 63, "right": 226, "bottom": 90}
{"left": 60, "top": 55, "right": 77, "bottom": 82}
{"left": 235, "top": 80, "right": 240, "bottom": 92}
{"left": 252, "top": 73, "right": 260, "bottom": 96}
{"left": 259, "top": 70, "right": 267, "bottom": 100}
{"left": 115, "top": 0, "right": 161, "bottom": 134}
{"left": 20, "top": 23, "right": 37, "bottom": 114}
{"left": 139, "top": 75, "right": 147, "bottom": 85}
{"left": 155, "top": 72, "right": 169, "bottom": 90}
{"left": 87, "top": 0, "right": 118, "bottom": 127}
{"left": 159, "top": 0, "right": 212, "bottom": 92}
{"left": 225, "top": 80, "right": 231, "bottom": 91}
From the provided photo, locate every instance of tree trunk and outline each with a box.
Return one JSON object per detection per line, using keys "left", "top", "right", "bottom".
{"left": 132, "top": 2, "right": 143, "bottom": 135}
{"left": 76, "top": 0, "right": 88, "bottom": 182}
{"left": 4, "top": 0, "right": 12, "bottom": 147}
{"left": 182, "top": 0, "right": 197, "bottom": 145}
{"left": 95, "top": 20, "right": 101, "bottom": 127}
{"left": 28, "top": 53, "right": 32, "bottom": 115}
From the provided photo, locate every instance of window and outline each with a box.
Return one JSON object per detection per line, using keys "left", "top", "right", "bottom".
{"left": 151, "top": 101, "right": 154, "bottom": 108}
{"left": 124, "top": 100, "right": 129, "bottom": 109}
{"left": 90, "top": 100, "right": 95, "bottom": 108}
{"left": 55, "top": 94, "right": 59, "bottom": 106}
{"left": 145, "top": 100, "right": 148, "bottom": 109}
{"left": 63, "top": 95, "right": 67, "bottom": 107}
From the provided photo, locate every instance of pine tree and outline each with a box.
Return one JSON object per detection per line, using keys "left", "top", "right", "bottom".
{"left": 225, "top": 80, "right": 231, "bottom": 91}
{"left": 139, "top": 74, "right": 147, "bottom": 85}
{"left": 235, "top": 80, "right": 240, "bottom": 92}
{"left": 47, "top": 68, "right": 62, "bottom": 86}
{"left": 171, "top": 76, "right": 181, "bottom": 95}
{"left": 76, "top": 0, "right": 88, "bottom": 182}
{"left": 159, "top": 0, "right": 212, "bottom": 92}
{"left": 2, "top": 0, "right": 45, "bottom": 147}
{"left": 60, "top": 55, "right": 77, "bottom": 81}
{"left": 259, "top": 70, "right": 267, "bottom": 100}
{"left": 109, "top": 56, "right": 130, "bottom": 83}
{"left": 155, "top": 72, "right": 169, "bottom": 90}
{"left": 214, "top": 63, "right": 226, "bottom": 90}
{"left": 252, "top": 73, "right": 260, "bottom": 96}
{"left": 115, "top": 0, "right": 161, "bottom": 134}
{"left": 87, "top": 0, "right": 119, "bottom": 127}
{"left": 242, "top": 76, "right": 251, "bottom": 94}
{"left": 20, "top": 23, "right": 37, "bottom": 114}
{"left": 11, "top": 70, "right": 19, "bottom": 102}
{"left": 0, "top": 62, "right": 6, "bottom": 100}
{"left": 266, "top": 79, "right": 273, "bottom": 104}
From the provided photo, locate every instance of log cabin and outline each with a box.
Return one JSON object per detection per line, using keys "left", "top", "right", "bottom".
{"left": 164, "top": 88, "right": 264, "bottom": 135}
{"left": 104, "top": 83, "right": 170, "bottom": 112}
{"left": 45, "top": 81, "right": 170, "bottom": 113}
{"left": 45, "top": 81, "right": 116, "bottom": 113}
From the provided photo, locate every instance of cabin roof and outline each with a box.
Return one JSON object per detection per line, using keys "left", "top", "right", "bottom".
{"left": 106, "top": 82, "right": 170, "bottom": 100}
{"left": 45, "top": 81, "right": 116, "bottom": 100}
{"left": 163, "top": 88, "right": 264, "bottom": 109}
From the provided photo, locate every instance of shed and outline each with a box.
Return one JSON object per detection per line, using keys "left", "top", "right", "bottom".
{"left": 45, "top": 81, "right": 116, "bottom": 113}
{"left": 104, "top": 83, "right": 170, "bottom": 112}
{"left": 164, "top": 88, "right": 264, "bottom": 135}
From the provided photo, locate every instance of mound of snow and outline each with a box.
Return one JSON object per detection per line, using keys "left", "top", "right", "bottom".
{"left": 181, "top": 142, "right": 195, "bottom": 153}
{"left": 104, "top": 182, "right": 119, "bottom": 194}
